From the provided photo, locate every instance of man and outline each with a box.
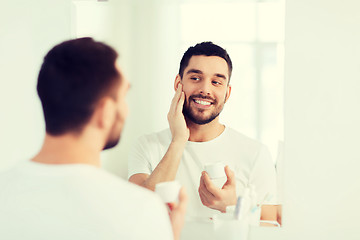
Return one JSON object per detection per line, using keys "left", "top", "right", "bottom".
{"left": 0, "top": 38, "right": 187, "bottom": 240}
{"left": 128, "top": 42, "right": 277, "bottom": 221}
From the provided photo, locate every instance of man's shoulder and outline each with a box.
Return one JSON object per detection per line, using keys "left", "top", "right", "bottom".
{"left": 137, "top": 128, "right": 171, "bottom": 146}
{"left": 144, "top": 128, "right": 171, "bottom": 139}
{"left": 225, "top": 127, "right": 265, "bottom": 149}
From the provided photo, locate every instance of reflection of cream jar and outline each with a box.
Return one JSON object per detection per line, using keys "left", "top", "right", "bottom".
{"left": 204, "top": 162, "right": 227, "bottom": 188}
{"left": 155, "top": 181, "right": 181, "bottom": 203}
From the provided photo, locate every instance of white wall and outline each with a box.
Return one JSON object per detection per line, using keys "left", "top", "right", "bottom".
{"left": 101, "top": 0, "right": 182, "bottom": 178}
{"left": 0, "top": 0, "right": 72, "bottom": 171}
{"left": 0, "top": 0, "right": 181, "bottom": 179}
{"left": 250, "top": 0, "right": 360, "bottom": 239}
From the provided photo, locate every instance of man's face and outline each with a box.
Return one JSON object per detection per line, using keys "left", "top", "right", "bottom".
{"left": 103, "top": 66, "right": 130, "bottom": 150}
{"left": 180, "top": 55, "right": 231, "bottom": 125}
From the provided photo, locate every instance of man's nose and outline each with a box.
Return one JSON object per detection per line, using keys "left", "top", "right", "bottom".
{"left": 199, "top": 80, "right": 211, "bottom": 95}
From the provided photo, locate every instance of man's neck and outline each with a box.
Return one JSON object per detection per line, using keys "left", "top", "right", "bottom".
{"left": 186, "top": 117, "right": 225, "bottom": 142}
{"left": 32, "top": 133, "right": 101, "bottom": 167}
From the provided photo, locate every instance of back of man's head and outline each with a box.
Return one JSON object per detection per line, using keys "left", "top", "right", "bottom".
{"left": 178, "top": 41, "right": 233, "bottom": 80}
{"left": 37, "top": 38, "right": 120, "bottom": 136}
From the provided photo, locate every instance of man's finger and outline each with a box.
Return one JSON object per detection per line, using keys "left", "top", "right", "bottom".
{"left": 199, "top": 172, "right": 207, "bottom": 190}
{"left": 202, "top": 172, "right": 221, "bottom": 198}
{"left": 199, "top": 189, "right": 210, "bottom": 207}
{"left": 223, "top": 165, "right": 235, "bottom": 188}
{"left": 199, "top": 174, "right": 215, "bottom": 199}
{"left": 169, "top": 83, "right": 183, "bottom": 114}
{"left": 175, "top": 91, "right": 185, "bottom": 113}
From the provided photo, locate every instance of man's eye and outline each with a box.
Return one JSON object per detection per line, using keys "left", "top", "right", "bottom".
{"left": 191, "top": 77, "right": 200, "bottom": 81}
{"left": 212, "top": 81, "right": 221, "bottom": 85}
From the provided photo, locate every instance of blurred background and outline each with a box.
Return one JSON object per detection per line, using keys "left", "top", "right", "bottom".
{"left": 0, "top": 0, "right": 285, "bottom": 179}
{"left": 1, "top": 0, "right": 359, "bottom": 239}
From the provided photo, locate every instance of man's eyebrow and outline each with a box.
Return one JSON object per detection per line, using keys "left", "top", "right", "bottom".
{"left": 185, "top": 69, "right": 203, "bottom": 75}
{"left": 215, "top": 73, "right": 227, "bottom": 80}
{"left": 185, "top": 69, "right": 228, "bottom": 81}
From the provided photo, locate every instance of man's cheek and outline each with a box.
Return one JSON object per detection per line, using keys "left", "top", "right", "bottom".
{"left": 183, "top": 97, "right": 188, "bottom": 108}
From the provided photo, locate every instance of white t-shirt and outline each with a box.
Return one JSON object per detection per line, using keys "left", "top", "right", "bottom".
{"left": 0, "top": 160, "right": 173, "bottom": 240}
{"left": 128, "top": 127, "right": 277, "bottom": 218}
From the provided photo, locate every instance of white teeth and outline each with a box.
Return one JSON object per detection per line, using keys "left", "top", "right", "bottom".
{"left": 195, "top": 99, "right": 211, "bottom": 106}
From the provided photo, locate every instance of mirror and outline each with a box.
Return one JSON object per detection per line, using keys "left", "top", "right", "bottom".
{"left": 0, "top": 0, "right": 284, "bottom": 239}
{"left": 3, "top": 1, "right": 359, "bottom": 239}
{"left": 86, "top": 0, "right": 285, "bottom": 235}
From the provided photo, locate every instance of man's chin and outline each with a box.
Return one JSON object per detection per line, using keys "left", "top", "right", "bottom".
{"left": 186, "top": 113, "right": 217, "bottom": 125}
{"left": 183, "top": 104, "right": 223, "bottom": 125}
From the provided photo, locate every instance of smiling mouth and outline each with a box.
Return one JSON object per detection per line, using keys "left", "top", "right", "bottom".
{"left": 193, "top": 99, "right": 212, "bottom": 106}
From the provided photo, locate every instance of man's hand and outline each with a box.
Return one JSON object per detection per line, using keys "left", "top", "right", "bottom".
{"left": 168, "top": 187, "right": 188, "bottom": 240}
{"left": 167, "top": 82, "right": 189, "bottom": 144}
{"left": 129, "top": 82, "right": 189, "bottom": 191}
{"left": 198, "top": 166, "right": 237, "bottom": 213}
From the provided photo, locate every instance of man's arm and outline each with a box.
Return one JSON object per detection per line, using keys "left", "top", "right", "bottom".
{"left": 128, "top": 138, "right": 186, "bottom": 190}
{"left": 261, "top": 205, "right": 277, "bottom": 221}
{"left": 129, "top": 83, "right": 189, "bottom": 191}
{"left": 252, "top": 146, "right": 278, "bottom": 222}
{"left": 259, "top": 205, "right": 279, "bottom": 227}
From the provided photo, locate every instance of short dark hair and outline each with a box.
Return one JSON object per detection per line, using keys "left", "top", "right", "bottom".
{"left": 37, "top": 37, "right": 120, "bottom": 135}
{"left": 178, "top": 41, "right": 233, "bottom": 81}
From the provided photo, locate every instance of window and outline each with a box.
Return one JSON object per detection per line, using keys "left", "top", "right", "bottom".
{"left": 180, "top": 0, "right": 285, "bottom": 161}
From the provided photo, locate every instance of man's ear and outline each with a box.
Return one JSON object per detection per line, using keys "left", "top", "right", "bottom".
{"left": 174, "top": 74, "right": 181, "bottom": 91}
{"left": 94, "top": 97, "right": 116, "bottom": 130}
{"left": 225, "top": 85, "right": 232, "bottom": 103}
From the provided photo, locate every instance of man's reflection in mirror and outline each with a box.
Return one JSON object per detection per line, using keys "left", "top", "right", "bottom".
{"left": 128, "top": 42, "right": 279, "bottom": 226}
